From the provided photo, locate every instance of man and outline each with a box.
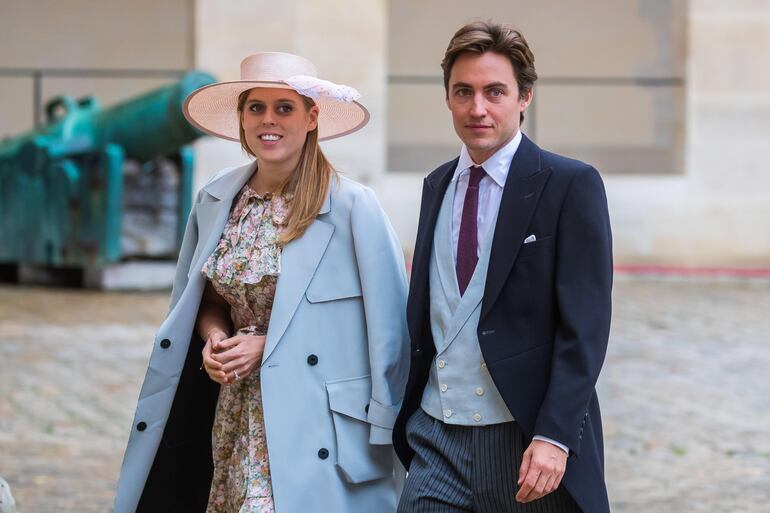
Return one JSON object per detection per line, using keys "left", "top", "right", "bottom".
{"left": 393, "top": 21, "right": 613, "bottom": 513}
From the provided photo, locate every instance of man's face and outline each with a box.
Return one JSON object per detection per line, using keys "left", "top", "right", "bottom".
{"left": 446, "top": 51, "right": 532, "bottom": 164}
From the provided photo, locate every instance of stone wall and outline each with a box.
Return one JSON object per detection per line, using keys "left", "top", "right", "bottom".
{"left": 376, "top": 0, "right": 770, "bottom": 268}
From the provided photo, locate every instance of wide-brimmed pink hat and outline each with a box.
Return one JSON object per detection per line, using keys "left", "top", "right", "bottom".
{"left": 183, "top": 52, "right": 370, "bottom": 142}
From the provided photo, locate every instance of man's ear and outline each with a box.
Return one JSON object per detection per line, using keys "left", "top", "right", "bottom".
{"left": 520, "top": 88, "right": 534, "bottom": 110}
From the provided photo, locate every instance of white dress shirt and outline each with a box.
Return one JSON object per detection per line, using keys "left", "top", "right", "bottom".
{"left": 451, "top": 130, "right": 520, "bottom": 263}
{"left": 450, "top": 130, "right": 569, "bottom": 455}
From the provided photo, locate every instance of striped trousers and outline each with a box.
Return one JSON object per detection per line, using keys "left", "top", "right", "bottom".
{"left": 397, "top": 408, "right": 581, "bottom": 513}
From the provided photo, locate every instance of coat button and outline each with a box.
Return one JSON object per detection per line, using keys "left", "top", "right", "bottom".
{"left": 136, "top": 421, "right": 147, "bottom": 431}
{"left": 160, "top": 339, "right": 171, "bottom": 349}
{"left": 318, "top": 448, "right": 329, "bottom": 459}
{"left": 307, "top": 354, "right": 318, "bottom": 366}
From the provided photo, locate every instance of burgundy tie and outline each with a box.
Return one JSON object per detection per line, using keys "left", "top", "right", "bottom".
{"left": 456, "top": 166, "right": 486, "bottom": 296}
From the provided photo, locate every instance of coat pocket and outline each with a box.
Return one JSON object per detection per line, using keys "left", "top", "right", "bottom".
{"left": 306, "top": 274, "right": 362, "bottom": 303}
{"left": 517, "top": 235, "right": 554, "bottom": 259}
{"left": 326, "top": 375, "right": 392, "bottom": 484}
{"left": 305, "top": 259, "right": 362, "bottom": 303}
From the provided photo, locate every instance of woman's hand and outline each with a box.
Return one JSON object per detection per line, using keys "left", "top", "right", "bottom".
{"left": 202, "top": 329, "right": 229, "bottom": 385}
{"left": 210, "top": 332, "right": 267, "bottom": 384}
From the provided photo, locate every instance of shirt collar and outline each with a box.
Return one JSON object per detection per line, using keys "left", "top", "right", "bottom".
{"left": 452, "top": 130, "right": 523, "bottom": 187}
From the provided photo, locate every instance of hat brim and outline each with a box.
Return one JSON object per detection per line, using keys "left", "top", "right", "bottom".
{"left": 182, "top": 80, "right": 370, "bottom": 142}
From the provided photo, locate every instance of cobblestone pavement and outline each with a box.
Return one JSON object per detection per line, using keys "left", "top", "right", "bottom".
{"left": 0, "top": 278, "right": 769, "bottom": 512}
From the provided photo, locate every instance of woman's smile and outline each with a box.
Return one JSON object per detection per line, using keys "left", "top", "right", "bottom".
{"left": 257, "top": 132, "right": 283, "bottom": 146}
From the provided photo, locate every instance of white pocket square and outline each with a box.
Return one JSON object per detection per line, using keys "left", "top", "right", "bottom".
{"left": 523, "top": 234, "right": 537, "bottom": 244}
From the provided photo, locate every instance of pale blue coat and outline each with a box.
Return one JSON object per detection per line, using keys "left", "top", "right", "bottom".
{"left": 113, "top": 162, "right": 409, "bottom": 513}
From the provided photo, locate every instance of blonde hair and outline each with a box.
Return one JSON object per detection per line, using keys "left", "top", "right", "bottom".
{"left": 237, "top": 90, "right": 336, "bottom": 244}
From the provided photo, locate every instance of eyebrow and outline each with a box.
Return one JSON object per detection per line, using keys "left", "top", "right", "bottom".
{"left": 246, "top": 98, "right": 297, "bottom": 104}
{"left": 451, "top": 81, "right": 509, "bottom": 91}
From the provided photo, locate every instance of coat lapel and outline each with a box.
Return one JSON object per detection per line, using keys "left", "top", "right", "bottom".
{"left": 186, "top": 162, "right": 255, "bottom": 278}
{"left": 407, "top": 159, "right": 457, "bottom": 347}
{"left": 262, "top": 191, "right": 334, "bottom": 364}
{"left": 481, "top": 135, "right": 551, "bottom": 320}
{"left": 441, "top": 199, "right": 500, "bottom": 350}
{"left": 432, "top": 179, "right": 461, "bottom": 314}
{"left": 186, "top": 202, "right": 221, "bottom": 279}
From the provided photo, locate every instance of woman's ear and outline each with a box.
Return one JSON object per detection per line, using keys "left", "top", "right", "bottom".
{"left": 307, "top": 105, "right": 320, "bottom": 132}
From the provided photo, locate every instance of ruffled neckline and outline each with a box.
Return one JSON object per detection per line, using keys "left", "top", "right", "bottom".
{"left": 201, "top": 183, "right": 291, "bottom": 286}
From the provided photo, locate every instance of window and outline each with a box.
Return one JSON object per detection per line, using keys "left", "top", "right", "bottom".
{"left": 387, "top": 0, "right": 686, "bottom": 174}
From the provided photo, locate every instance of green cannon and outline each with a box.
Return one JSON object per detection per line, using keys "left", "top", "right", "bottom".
{"left": 0, "top": 71, "right": 216, "bottom": 287}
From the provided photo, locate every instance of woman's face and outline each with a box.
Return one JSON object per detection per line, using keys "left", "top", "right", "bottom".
{"left": 240, "top": 87, "right": 319, "bottom": 169}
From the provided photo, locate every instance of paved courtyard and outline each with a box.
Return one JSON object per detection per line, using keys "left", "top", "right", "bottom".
{"left": 0, "top": 277, "right": 769, "bottom": 512}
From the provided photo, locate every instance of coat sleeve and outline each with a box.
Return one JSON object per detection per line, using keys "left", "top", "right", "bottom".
{"left": 350, "top": 186, "right": 410, "bottom": 444}
{"left": 533, "top": 166, "right": 613, "bottom": 456}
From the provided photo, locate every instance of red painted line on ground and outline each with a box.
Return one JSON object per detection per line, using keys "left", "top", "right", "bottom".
{"left": 405, "top": 261, "right": 770, "bottom": 278}
{"left": 615, "top": 265, "right": 770, "bottom": 278}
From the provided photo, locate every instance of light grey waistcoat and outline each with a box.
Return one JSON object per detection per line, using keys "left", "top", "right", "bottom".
{"left": 420, "top": 179, "right": 514, "bottom": 426}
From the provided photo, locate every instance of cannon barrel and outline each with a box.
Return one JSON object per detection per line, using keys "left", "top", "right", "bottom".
{"left": 87, "top": 71, "right": 216, "bottom": 161}
{"left": 0, "top": 70, "right": 217, "bottom": 280}
{"left": 0, "top": 70, "right": 216, "bottom": 163}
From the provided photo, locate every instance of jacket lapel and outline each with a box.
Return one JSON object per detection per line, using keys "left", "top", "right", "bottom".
{"left": 262, "top": 190, "right": 334, "bottom": 364}
{"left": 441, "top": 199, "right": 500, "bottom": 350}
{"left": 187, "top": 162, "right": 255, "bottom": 278}
{"left": 186, "top": 202, "right": 221, "bottom": 279}
{"left": 481, "top": 135, "right": 551, "bottom": 320}
{"left": 407, "top": 159, "right": 457, "bottom": 348}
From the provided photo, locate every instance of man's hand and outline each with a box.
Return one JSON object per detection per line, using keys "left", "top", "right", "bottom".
{"left": 516, "top": 439, "right": 567, "bottom": 503}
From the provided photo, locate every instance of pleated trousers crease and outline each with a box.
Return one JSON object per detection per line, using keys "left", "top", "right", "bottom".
{"left": 397, "top": 408, "right": 581, "bottom": 513}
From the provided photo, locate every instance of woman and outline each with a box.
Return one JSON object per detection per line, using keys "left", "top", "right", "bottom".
{"left": 113, "top": 52, "right": 409, "bottom": 513}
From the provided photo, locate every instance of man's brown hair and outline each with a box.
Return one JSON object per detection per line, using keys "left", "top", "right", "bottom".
{"left": 442, "top": 20, "right": 538, "bottom": 123}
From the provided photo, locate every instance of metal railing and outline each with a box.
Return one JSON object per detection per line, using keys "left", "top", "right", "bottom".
{"left": 0, "top": 67, "right": 189, "bottom": 128}
{"left": 387, "top": 74, "right": 685, "bottom": 140}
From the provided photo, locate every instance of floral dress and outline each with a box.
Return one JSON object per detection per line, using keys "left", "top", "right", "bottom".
{"left": 201, "top": 182, "right": 290, "bottom": 513}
